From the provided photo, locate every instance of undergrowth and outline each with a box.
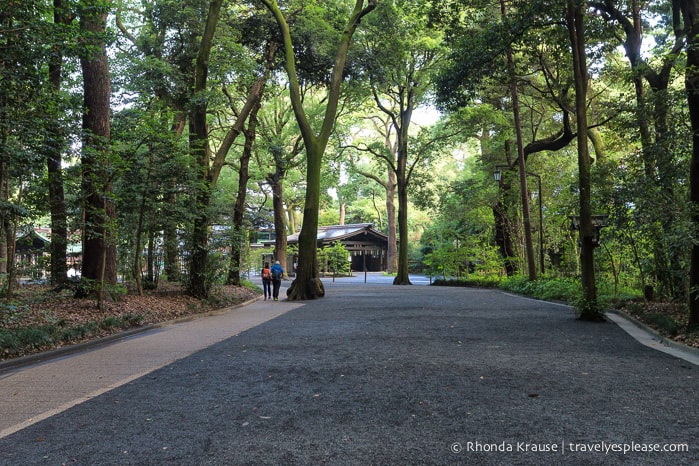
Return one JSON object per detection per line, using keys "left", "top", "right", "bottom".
{"left": 1, "top": 314, "right": 144, "bottom": 360}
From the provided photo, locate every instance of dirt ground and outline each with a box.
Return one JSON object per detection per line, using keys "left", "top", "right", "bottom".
{"left": 1, "top": 282, "right": 260, "bottom": 360}
{"left": 620, "top": 300, "right": 699, "bottom": 349}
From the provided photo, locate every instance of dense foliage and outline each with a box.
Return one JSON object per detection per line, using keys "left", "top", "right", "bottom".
{"left": 1, "top": 0, "right": 699, "bottom": 329}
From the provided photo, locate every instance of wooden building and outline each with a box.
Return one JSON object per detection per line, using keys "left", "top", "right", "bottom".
{"left": 287, "top": 223, "right": 389, "bottom": 272}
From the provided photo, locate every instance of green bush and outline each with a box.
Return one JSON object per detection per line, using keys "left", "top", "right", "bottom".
{"left": 431, "top": 278, "right": 500, "bottom": 288}
{"left": 501, "top": 276, "right": 582, "bottom": 303}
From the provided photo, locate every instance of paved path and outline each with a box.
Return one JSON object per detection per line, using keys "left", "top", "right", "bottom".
{"left": 1, "top": 276, "right": 698, "bottom": 465}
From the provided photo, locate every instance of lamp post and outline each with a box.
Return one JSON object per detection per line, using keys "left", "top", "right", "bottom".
{"left": 494, "top": 166, "right": 545, "bottom": 275}
{"left": 527, "top": 172, "right": 544, "bottom": 275}
{"left": 493, "top": 168, "right": 504, "bottom": 182}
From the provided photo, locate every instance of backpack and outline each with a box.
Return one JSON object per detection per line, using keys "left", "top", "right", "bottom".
{"left": 262, "top": 268, "right": 271, "bottom": 280}
{"left": 271, "top": 265, "right": 283, "bottom": 279}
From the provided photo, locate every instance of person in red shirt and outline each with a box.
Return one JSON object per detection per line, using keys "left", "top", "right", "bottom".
{"left": 261, "top": 262, "right": 272, "bottom": 300}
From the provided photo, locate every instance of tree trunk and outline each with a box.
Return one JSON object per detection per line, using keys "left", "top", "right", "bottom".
{"left": 339, "top": 203, "right": 346, "bottom": 226}
{"left": 393, "top": 126, "right": 412, "bottom": 285}
{"left": 163, "top": 187, "right": 181, "bottom": 282}
{"left": 0, "top": 125, "right": 6, "bottom": 277}
{"left": 79, "top": 0, "right": 117, "bottom": 288}
{"left": 227, "top": 101, "right": 260, "bottom": 285}
{"left": 287, "top": 206, "right": 299, "bottom": 234}
{"left": 133, "top": 182, "right": 146, "bottom": 296}
{"left": 133, "top": 146, "right": 156, "bottom": 296}
{"left": 186, "top": 0, "right": 223, "bottom": 299}
{"left": 163, "top": 113, "right": 186, "bottom": 282}
{"left": 386, "top": 169, "right": 398, "bottom": 274}
{"left": 682, "top": 0, "right": 699, "bottom": 329}
{"left": 265, "top": 0, "right": 377, "bottom": 300}
{"left": 567, "top": 0, "right": 602, "bottom": 321}
{"left": 271, "top": 175, "right": 288, "bottom": 271}
{"left": 286, "top": 142, "right": 325, "bottom": 299}
{"left": 502, "top": 0, "right": 536, "bottom": 281}
{"left": 493, "top": 198, "right": 518, "bottom": 277}
{"left": 147, "top": 229, "right": 156, "bottom": 285}
{"left": 46, "top": 0, "right": 70, "bottom": 286}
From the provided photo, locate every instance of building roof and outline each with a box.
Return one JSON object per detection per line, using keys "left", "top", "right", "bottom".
{"left": 287, "top": 223, "right": 388, "bottom": 244}
{"left": 15, "top": 230, "right": 51, "bottom": 253}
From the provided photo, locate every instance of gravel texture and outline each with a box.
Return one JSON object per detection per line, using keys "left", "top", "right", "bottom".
{"left": 0, "top": 280, "right": 697, "bottom": 465}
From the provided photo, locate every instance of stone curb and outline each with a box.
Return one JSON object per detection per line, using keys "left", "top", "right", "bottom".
{"left": 0, "top": 295, "right": 262, "bottom": 375}
{"left": 605, "top": 308, "right": 699, "bottom": 361}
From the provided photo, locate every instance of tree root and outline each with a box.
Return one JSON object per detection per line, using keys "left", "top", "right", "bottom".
{"left": 286, "top": 277, "right": 325, "bottom": 300}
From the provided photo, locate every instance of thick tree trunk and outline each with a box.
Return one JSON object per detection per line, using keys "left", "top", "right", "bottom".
{"left": 266, "top": 0, "right": 376, "bottom": 300}
{"left": 286, "top": 142, "right": 325, "bottom": 299}
{"left": 79, "top": 0, "right": 117, "bottom": 289}
{"left": 186, "top": 0, "right": 223, "bottom": 299}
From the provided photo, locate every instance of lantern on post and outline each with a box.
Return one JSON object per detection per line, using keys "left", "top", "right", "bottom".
{"left": 569, "top": 215, "right": 608, "bottom": 247}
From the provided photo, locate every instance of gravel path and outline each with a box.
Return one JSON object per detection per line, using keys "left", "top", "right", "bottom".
{"left": 0, "top": 279, "right": 696, "bottom": 465}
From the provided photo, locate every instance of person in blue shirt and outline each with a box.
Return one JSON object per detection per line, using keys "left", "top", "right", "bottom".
{"left": 270, "top": 260, "right": 284, "bottom": 301}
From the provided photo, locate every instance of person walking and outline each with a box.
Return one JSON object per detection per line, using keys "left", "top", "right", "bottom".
{"left": 270, "top": 260, "right": 284, "bottom": 301}
{"left": 261, "top": 262, "right": 272, "bottom": 300}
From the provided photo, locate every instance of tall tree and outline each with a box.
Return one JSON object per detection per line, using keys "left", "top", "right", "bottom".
{"left": 225, "top": 11, "right": 282, "bottom": 285}
{"left": 681, "top": 0, "right": 699, "bottom": 329}
{"left": 592, "top": 0, "right": 688, "bottom": 299}
{"left": 79, "top": 0, "right": 117, "bottom": 297}
{"left": 227, "top": 99, "right": 261, "bottom": 286}
{"left": 568, "top": 0, "right": 603, "bottom": 320}
{"left": 259, "top": 0, "right": 377, "bottom": 300}
{"left": 186, "top": 1, "right": 271, "bottom": 298}
{"left": 115, "top": 0, "right": 216, "bottom": 285}
{"left": 0, "top": 0, "right": 41, "bottom": 296}
{"left": 501, "top": 0, "right": 536, "bottom": 281}
{"left": 186, "top": 0, "right": 225, "bottom": 298}
{"left": 255, "top": 89, "right": 307, "bottom": 275}
{"left": 345, "top": 113, "right": 398, "bottom": 274}
{"left": 358, "top": 0, "right": 444, "bottom": 285}
{"left": 45, "top": 0, "right": 72, "bottom": 286}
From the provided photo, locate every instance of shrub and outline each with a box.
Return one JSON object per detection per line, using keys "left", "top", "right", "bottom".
{"left": 643, "top": 313, "right": 682, "bottom": 337}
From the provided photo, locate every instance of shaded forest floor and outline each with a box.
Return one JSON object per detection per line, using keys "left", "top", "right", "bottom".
{"left": 619, "top": 300, "right": 699, "bottom": 350}
{"left": 1, "top": 282, "right": 261, "bottom": 362}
